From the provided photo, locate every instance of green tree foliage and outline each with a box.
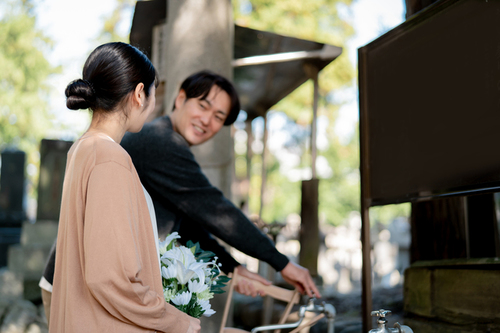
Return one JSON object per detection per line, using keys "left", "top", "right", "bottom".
{"left": 233, "top": 0, "right": 359, "bottom": 225}
{"left": 233, "top": 0, "right": 355, "bottom": 122}
{"left": 98, "top": 0, "right": 136, "bottom": 43}
{"left": 0, "top": 0, "right": 59, "bottom": 196}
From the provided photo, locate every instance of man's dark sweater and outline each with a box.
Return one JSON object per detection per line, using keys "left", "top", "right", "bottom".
{"left": 120, "top": 116, "right": 289, "bottom": 273}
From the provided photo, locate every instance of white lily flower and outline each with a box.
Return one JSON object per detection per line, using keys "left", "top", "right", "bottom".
{"left": 162, "top": 246, "right": 210, "bottom": 284}
{"left": 162, "top": 265, "right": 177, "bottom": 280}
{"left": 198, "top": 299, "right": 216, "bottom": 317}
{"left": 174, "top": 260, "right": 196, "bottom": 285}
{"left": 159, "top": 232, "right": 181, "bottom": 255}
{"left": 188, "top": 279, "right": 208, "bottom": 294}
{"left": 171, "top": 291, "right": 192, "bottom": 306}
{"left": 189, "top": 261, "right": 208, "bottom": 282}
{"left": 162, "top": 246, "right": 196, "bottom": 267}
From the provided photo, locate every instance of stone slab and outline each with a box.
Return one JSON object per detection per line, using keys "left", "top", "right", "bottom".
{"left": 405, "top": 316, "right": 500, "bottom": 333}
{"left": 404, "top": 267, "right": 432, "bottom": 317}
{"left": 434, "top": 269, "right": 500, "bottom": 323}
{"left": 405, "top": 261, "right": 500, "bottom": 330}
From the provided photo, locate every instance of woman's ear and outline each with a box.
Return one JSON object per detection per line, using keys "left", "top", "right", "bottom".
{"left": 174, "top": 89, "right": 187, "bottom": 110}
{"left": 133, "top": 83, "right": 145, "bottom": 107}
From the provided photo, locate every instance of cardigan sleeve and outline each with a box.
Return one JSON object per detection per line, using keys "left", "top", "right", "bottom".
{"left": 84, "top": 161, "right": 190, "bottom": 333}
{"left": 142, "top": 146, "right": 289, "bottom": 272}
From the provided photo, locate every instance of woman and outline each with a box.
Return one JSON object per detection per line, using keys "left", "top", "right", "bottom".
{"left": 49, "top": 42, "right": 200, "bottom": 333}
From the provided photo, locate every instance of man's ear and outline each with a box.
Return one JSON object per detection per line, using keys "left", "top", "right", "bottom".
{"left": 133, "top": 83, "right": 145, "bottom": 107}
{"left": 174, "top": 89, "right": 187, "bottom": 110}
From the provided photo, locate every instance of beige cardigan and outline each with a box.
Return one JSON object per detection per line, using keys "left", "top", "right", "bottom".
{"left": 49, "top": 134, "right": 190, "bottom": 333}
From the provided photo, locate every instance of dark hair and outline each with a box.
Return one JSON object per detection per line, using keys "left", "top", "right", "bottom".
{"left": 178, "top": 70, "right": 240, "bottom": 125}
{"left": 65, "top": 42, "right": 157, "bottom": 112}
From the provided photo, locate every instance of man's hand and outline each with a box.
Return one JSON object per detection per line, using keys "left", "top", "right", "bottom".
{"left": 233, "top": 265, "right": 271, "bottom": 297}
{"left": 280, "top": 261, "right": 321, "bottom": 298}
{"left": 186, "top": 316, "right": 201, "bottom": 333}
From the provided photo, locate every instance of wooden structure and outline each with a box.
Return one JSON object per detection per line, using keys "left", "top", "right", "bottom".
{"left": 359, "top": 0, "right": 500, "bottom": 331}
{"left": 220, "top": 269, "right": 333, "bottom": 333}
{"left": 219, "top": 269, "right": 300, "bottom": 333}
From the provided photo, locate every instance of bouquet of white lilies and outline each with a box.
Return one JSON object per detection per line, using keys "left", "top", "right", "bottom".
{"left": 159, "top": 232, "right": 230, "bottom": 318}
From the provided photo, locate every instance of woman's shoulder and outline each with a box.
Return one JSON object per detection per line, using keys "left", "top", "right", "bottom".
{"left": 77, "top": 134, "right": 134, "bottom": 171}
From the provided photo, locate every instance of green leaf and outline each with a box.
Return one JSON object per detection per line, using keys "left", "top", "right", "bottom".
{"left": 218, "top": 276, "right": 232, "bottom": 283}
{"left": 197, "top": 251, "right": 216, "bottom": 260}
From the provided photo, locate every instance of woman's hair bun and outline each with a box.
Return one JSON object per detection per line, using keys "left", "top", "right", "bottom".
{"left": 65, "top": 79, "right": 96, "bottom": 110}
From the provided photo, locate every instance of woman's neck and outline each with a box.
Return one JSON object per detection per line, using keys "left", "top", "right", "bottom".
{"left": 86, "top": 111, "right": 127, "bottom": 143}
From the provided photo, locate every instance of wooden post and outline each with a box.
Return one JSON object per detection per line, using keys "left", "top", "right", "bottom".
{"left": 310, "top": 67, "right": 319, "bottom": 178}
{"left": 299, "top": 179, "right": 319, "bottom": 276}
{"left": 259, "top": 115, "right": 268, "bottom": 219}
{"left": 298, "top": 64, "right": 321, "bottom": 276}
{"left": 359, "top": 46, "right": 373, "bottom": 332}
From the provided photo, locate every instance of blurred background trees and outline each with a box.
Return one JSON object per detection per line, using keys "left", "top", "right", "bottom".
{"left": 232, "top": 0, "right": 361, "bottom": 226}
{"left": 0, "top": 0, "right": 59, "bottom": 200}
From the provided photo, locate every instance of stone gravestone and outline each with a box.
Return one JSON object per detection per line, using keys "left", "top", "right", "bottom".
{"left": 8, "top": 139, "right": 72, "bottom": 301}
{"left": 0, "top": 150, "right": 26, "bottom": 268}
{"left": 36, "top": 139, "right": 73, "bottom": 222}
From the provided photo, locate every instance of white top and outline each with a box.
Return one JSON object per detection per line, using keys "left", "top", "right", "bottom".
{"left": 141, "top": 184, "right": 161, "bottom": 271}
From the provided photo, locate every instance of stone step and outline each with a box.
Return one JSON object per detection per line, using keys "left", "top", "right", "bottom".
{"left": 0, "top": 268, "right": 23, "bottom": 301}
{"left": 8, "top": 244, "right": 51, "bottom": 280}
{"left": 19, "top": 221, "right": 57, "bottom": 246}
{"left": 0, "top": 299, "right": 37, "bottom": 333}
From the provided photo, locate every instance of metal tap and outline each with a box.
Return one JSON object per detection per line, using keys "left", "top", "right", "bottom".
{"left": 369, "top": 309, "right": 414, "bottom": 333}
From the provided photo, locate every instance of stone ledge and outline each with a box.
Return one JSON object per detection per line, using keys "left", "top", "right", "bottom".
{"left": 404, "top": 260, "right": 500, "bottom": 330}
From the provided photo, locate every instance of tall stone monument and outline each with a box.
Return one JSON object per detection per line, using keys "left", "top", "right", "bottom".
{"left": 162, "top": 0, "right": 235, "bottom": 199}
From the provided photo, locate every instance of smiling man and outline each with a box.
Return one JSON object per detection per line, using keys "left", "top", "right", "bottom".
{"left": 170, "top": 74, "right": 233, "bottom": 146}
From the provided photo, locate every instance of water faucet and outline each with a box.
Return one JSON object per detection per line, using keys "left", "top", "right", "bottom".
{"left": 369, "top": 309, "right": 414, "bottom": 333}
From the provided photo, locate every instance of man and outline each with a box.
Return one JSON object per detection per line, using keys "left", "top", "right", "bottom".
{"left": 41, "top": 70, "right": 320, "bottom": 322}
{"left": 122, "top": 70, "right": 320, "bottom": 297}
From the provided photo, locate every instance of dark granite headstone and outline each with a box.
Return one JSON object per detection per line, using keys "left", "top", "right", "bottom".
{"left": 0, "top": 150, "right": 26, "bottom": 225}
{"left": 36, "top": 139, "right": 73, "bottom": 222}
{"left": 0, "top": 150, "right": 25, "bottom": 267}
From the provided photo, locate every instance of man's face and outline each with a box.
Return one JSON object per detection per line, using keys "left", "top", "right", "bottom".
{"left": 171, "top": 85, "right": 231, "bottom": 146}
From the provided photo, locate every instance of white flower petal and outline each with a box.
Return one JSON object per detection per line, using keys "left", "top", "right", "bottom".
{"left": 188, "top": 279, "right": 208, "bottom": 294}
{"left": 162, "top": 265, "right": 177, "bottom": 280}
{"left": 159, "top": 232, "right": 181, "bottom": 255}
{"left": 175, "top": 260, "right": 196, "bottom": 285}
{"left": 171, "top": 291, "right": 192, "bottom": 306}
{"left": 198, "top": 299, "right": 216, "bottom": 317}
